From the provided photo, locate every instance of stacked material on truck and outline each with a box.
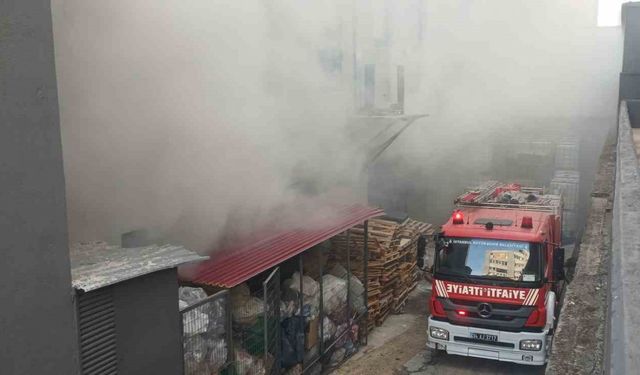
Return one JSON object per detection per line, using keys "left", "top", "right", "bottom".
{"left": 455, "top": 181, "right": 562, "bottom": 213}
{"left": 555, "top": 141, "right": 580, "bottom": 171}
{"left": 329, "top": 218, "right": 433, "bottom": 330}
{"left": 550, "top": 170, "right": 580, "bottom": 211}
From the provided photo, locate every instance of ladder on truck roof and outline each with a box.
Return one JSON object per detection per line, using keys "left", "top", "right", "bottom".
{"left": 454, "top": 181, "right": 562, "bottom": 214}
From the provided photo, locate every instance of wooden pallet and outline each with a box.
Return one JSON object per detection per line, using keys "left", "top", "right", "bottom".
{"left": 327, "top": 218, "right": 434, "bottom": 328}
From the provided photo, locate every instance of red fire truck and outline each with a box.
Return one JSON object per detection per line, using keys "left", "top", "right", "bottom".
{"left": 427, "top": 181, "right": 565, "bottom": 366}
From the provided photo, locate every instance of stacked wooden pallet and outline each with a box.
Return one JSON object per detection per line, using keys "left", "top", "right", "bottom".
{"left": 328, "top": 218, "right": 433, "bottom": 329}
{"left": 392, "top": 219, "right": 434, "bottom": 312}
{"left": 328, "top": 218, "right": 398, "bottom": 329}
{"left": 369, "top": 220, "right": 400, "bottom": 324}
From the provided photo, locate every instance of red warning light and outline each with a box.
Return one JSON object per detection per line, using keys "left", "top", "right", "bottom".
{"left": 521, "top": 216, "right": 533, "bottom": 229}
{"left": 457, "top": 310, "right": 467, "bottom": 316}
{"left": 452, "top": 211, "right": 464, "bottom": 225}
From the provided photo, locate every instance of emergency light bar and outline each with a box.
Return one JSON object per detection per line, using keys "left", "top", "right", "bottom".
{"left": 521, "top": 216, "right": 534, "bottom": 228}
{"left": 452, "top": 211, "right": 464, "bottom": 225}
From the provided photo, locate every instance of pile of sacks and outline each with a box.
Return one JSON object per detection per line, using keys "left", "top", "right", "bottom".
{"left": 322, "top": 265, "right": 364, "bottom": 368}
{"left": 179, "top": 287, "right": 228, "bottom": 375}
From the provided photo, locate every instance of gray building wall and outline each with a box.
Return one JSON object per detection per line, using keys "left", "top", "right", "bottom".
{"left": 113, "top": 269, "right": 183, "bottom": 375}
{"left": 622, "top": 2, "right": 640, "bottom": 74}
{"left": 620, "top": 2, "right": 640, "bottom": 101}
{"left": 0, "top": 1, "right": 79, "bottom": 374}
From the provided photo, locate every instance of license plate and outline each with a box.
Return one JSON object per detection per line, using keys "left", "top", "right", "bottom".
{"left": 470, "top": 333, "right": 498, "bottom": 342}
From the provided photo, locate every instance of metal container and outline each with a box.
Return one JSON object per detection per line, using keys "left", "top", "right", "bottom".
{"left": 551, "top": 170, "right": 580, "bottom": 210}
{"left": 555, "top": 142, "right": 579, "bottom": 170}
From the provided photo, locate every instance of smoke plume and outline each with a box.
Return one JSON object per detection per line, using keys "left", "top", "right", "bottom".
{"left": 52, "top": 0, "right": 624, "bottom": 251}
{"left": 53, "top": 1, "right": 365, "bottom": 252}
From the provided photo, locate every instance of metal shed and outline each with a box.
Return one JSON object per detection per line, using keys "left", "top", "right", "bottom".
{"left": 181, "top": 204, "right": 384, "bottom": 374}
{"left": 70, "top": 242, "right": 207, "bottom": 375}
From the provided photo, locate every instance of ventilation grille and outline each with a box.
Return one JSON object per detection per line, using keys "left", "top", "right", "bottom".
{"left": 77, "top": 288, "right": 117, "bottom": 375}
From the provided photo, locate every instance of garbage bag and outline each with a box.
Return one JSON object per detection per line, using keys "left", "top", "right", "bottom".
{"left": 321, "top": 316, "right": 336, "bottom": 343}
{"left": 179, "top": 287, "right": 208, "bottom": 306}
{"left": 231, "top": 283, "right": 251, "bottom": 304}
{"left": 284, "top": 273, "right": 320, "bottom": 319}
{"left": 302, "top": 243, "right": 328, "bottom": 279}
{"left": 235, "top": 350, "right": 266, "bottom": 375}
{"left": 280, "top": 316, "right": 305, "bottom": 368}
{"left": 334, "top": 323, "right": 349, "bottom": 348}
{"left": 321, "top": 275, "right": 347, "bottom": 315}
{"left": 284, "top": 364, "right": 303, "bottom": 375}
{"left": 280, "top": 279, "right": 301, "bottom": 319}
{"left": 327, "top": 266, "right": 366, "bottom": 315}
{"left": 207, "top": 296, "right": 227, "bottom": 336}
{"left": 349, "top": 276, "right": 366, "bottom": 315}
{"left": 184, "top": 335, "right": 207, "bottom": 367}
{"left": 231, "top": 284, "right": 264, "bottom": 325}
{"left": 329, "top": 348, "right": 346, "bottom": 366}
{"left": 280, "top": 299, "right": 298, "bottom": 319}
{"left": 289, "top": 272, "right": 319, "bottom": 297}
{"left": 306, "top": 363, "right": 322, "bottom": 375}
{"left": 183, "top": 310, "right": 209, "bottom": 336}
{"left": 328, "top": 264, "right": 348, "bottom": 279}
{"left": 205, "top": 337, "right": 228, "bottom": 370}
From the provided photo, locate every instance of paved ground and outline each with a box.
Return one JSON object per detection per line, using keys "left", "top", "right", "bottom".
{"left": 333, "top": 277, "right": 546, "bottom": 375}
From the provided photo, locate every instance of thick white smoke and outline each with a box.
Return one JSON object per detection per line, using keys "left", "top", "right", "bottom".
{"left": 52, "top": 0, "right": 624, "bottom": 251}
{"left": 53, "top": 1, "right": 366, "bottom": 252}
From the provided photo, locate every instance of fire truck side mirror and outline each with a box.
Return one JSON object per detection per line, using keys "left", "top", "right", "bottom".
{"left": 433, "top": 233, "right": 444, "bottom": 249}
{"left": 553, "top": 247, "right": 565, "bottom": 281}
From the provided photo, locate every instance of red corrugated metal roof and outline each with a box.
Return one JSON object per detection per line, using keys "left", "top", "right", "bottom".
{"left": 183, "top": 204, "right": 384, "bottom": 288}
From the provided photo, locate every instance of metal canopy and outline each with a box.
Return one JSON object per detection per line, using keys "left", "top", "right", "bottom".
{"left": 184, "top": 204, "right": 384, "bottom": 288}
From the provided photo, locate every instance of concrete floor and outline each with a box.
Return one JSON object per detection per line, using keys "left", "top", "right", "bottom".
{"left": 333, "top": 277, "right": 545, "bottom": 375}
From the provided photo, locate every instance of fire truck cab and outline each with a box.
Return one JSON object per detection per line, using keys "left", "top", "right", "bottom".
{"left": 427, "top": 182, "right": 565, "bottom": 366}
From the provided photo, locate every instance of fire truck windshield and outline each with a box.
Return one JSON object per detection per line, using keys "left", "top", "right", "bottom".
{"left": 434, "top": 238, "right": 542, "bottom": 283}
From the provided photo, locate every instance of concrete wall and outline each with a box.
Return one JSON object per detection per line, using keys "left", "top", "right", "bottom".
{"left": 620, "top": 3, "right": 640, "bottom": 101}
{"left": 622, "top": 2, "right": 640, "bottom": 74}
{"left": 608, "top": 101, "right": 640, "bottom": 375}
{"left": 626, "top": 99, "right": 640, "bottom": 127}
{"left": 113, "top": 269, "right": 183, "bottom": 375}
{"left": 0, "top": 1, "right": 79, "bottom": 374}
